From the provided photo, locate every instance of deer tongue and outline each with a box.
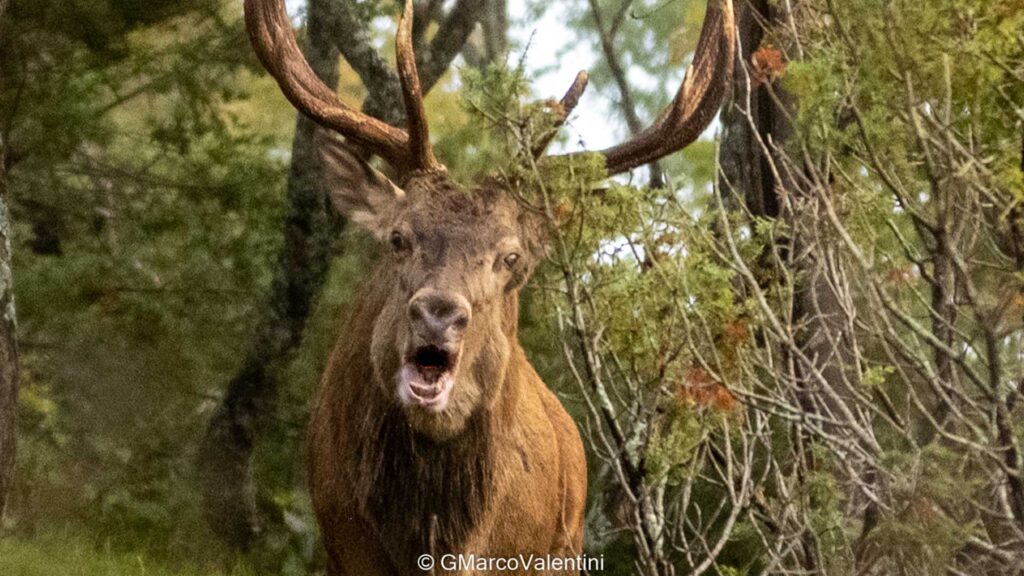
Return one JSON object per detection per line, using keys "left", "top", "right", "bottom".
{"left": 418, "top": 364, "right": 446, "bottom": 382}
{"left": 398, "top": 362, "right": 456, "bottom": 410}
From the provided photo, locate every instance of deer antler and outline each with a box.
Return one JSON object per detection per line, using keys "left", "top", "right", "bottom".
{"left": 245, "top": 0, "right": 443, "bottom": 173}
{"left": 532, "top": 71, "right": 590, "bottom": 159}
{"left": 551, "top": 0, "right": 736, "bottom": 176}
{"left": 396, "top": 0, "right": 441, "bottom": 172}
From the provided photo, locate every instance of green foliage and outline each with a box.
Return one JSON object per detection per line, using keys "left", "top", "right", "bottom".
{"left": 645, "top": 405, "right": 706, "bottom": 484}
{"left": 3, "top": 0, "right": 299, "bottom": 570}
{"left": 486, "top": 1, "right": 1024, "bottom": 572}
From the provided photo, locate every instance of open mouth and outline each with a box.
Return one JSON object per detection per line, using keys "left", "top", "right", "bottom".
{"left": 398, "top": 345, "right": 459, "bottom": 411}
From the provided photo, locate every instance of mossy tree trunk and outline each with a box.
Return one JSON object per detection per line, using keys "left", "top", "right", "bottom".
{"left": 0, "top": 143, "right": 16, "bottom": 527}
{"left": 0, "top": 0, "right": 19, "bottom": 526}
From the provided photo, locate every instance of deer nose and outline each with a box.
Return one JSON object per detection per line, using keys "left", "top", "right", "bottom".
{"left": 408, "top": 289, "right": 471, "bottom": 342}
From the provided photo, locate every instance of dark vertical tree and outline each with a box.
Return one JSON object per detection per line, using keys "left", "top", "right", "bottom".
{"left": 197, "top": 0, "right": 488, "bottom": 550}
{"left": 0, "top": 0, "right": 19, "bottom": 525}
{"left": 479, "top": 0, "right": 507, "bottom": 63}
{"left": 458, "top": 0, "right": 506, "bottom": 68}
{"left": 718, "top": 1, "right": 830, "bottom": 571}
{"left": 719, "top": 1, "right": 780, "bottom": 219}
{"left": 195, "top": 0, "right": 342, "bottom": 550}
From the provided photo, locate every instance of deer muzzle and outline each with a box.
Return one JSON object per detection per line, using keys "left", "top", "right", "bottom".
{"left": 398, "top": 289, "right": 471, "bottom": 411}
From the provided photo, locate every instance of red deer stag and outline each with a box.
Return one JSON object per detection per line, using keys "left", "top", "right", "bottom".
{"left": 243, "top": 0, "right": 734, "bottom": 573}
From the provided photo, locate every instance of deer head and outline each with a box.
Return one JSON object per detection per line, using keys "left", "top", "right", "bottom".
{"left": 245, "top": 0, "right": 735, "bottom": 440}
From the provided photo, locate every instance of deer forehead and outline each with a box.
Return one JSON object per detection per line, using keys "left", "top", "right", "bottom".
{"left": 399, "top": 179, "right": 522, "bottom": 245}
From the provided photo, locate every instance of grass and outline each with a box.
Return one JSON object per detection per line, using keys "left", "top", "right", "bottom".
{"left": 0, "top": 534, "right": 253, "bottom": 576}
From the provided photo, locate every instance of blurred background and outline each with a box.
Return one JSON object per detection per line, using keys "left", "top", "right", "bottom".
{"left": 1, "top": 1, "right": 1023, "bottom": 575}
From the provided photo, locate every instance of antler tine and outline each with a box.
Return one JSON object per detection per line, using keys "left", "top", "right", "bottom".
{"left": 396, "top": 0, "right": 442, "bottom": 172}
{"left": 593, "top": 0, "right": 736, "bottom": 176}
{"left": 244, "top": 0, "right": 412, "bottom": 169}
{"left": 531, "top": 71, "right": 590, "bottom": 159}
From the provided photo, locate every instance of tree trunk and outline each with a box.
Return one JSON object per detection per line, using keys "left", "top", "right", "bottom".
{"left": 718, "top": 1, "right": 826, "bottom": 571}
{"left": 197, "top": 0, "right": 342, "bottom": 550}
{"left": 0, "top": 141, "right": 17, "bottom": 527}
{"left": 480, "top": 0, "right": 508, "bottom": 63}
{"left": 0, "top": 0, "right": 20, "bottom": 526}
{"left": 719, "top": 2, "right": 782, "bottom": 221}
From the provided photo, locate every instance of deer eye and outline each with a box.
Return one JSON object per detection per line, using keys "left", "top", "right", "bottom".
{"left": 503, "top": 253, "right": 520, "bottom": 269}
{"left": 389, "top": 230, "right": 407, "bottom": 252}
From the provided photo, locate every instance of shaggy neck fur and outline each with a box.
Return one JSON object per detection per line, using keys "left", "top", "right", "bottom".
{"left": 354, "top": 405, "right": 495, "bottom": 570}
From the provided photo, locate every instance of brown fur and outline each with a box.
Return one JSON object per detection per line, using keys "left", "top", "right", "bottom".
{"left": 307, "top": 164, "right": 587, "bottom": 576}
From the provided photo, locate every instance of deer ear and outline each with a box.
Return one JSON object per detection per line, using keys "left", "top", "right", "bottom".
{"left": 519, "top": 209, "right": 553, "bottom": 262}
{"left": 316, "top": 130, "right": 405, "bottom": 238}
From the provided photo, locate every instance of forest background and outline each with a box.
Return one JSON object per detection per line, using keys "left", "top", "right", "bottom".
{"left": 0, "top": 0, "right": 1023, "bottom": 575}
